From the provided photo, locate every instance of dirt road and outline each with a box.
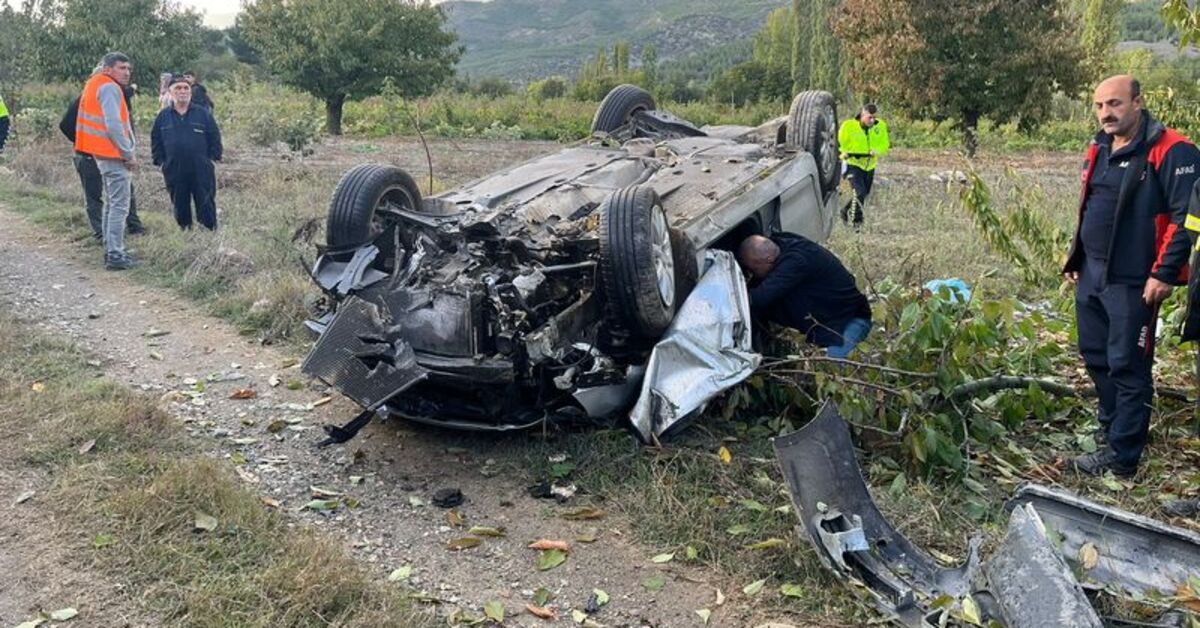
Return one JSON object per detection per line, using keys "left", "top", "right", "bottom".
{"left": 0, "top": 211, "right": 773, "bottom": 626}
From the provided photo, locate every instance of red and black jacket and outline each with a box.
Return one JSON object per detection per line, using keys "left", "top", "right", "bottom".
{"left": 1063, "top": 111, "right": 1200, "bottom": 286}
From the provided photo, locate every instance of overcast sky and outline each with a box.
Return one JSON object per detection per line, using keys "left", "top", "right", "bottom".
{"left": 178, "top": 0, "right": 455, "bottom": 28}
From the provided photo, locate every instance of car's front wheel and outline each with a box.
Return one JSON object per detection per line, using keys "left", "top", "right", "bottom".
{"left": 326, "top": 163, "right": 422, "bottom": 254}
{"left": 599, "top": 184, "right": 677, "bottom": 342}
{"left": 591, "top": 84, "right": 656, "bottom": 135}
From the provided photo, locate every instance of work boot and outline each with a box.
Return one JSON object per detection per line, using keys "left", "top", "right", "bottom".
{"left": 104, "top": 252, "right": 137, "bottom": 271}
{"left": 1165, "top": 498, "right": 1200, "bottom": 518}
{"left": 1069, "top": 448, "right": 1136, "bottom": 478}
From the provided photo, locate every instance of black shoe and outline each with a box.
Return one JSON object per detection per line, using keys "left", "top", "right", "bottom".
{"left": 104, "top": 253, "right": 137, "bottom": 271}
{"left": 1069, "top": 449, "right": 1136, "bottom": 478}
{"left": 1165, "top": 498, "right": 1200, "bottom": 518}
{"left": 128, "top": 227, "right": 147, "bottom": 236}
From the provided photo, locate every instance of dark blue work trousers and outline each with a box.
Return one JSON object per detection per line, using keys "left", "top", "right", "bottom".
{"left": 1075, "top": 258, "right": 1155, "bottom": 467}
{"left": 165, "top": 163, "right": 217, "bottom": 230}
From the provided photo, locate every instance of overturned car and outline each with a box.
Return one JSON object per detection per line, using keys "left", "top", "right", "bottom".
{"left": 301, "top": 84, "right": 840, "bottom": 436}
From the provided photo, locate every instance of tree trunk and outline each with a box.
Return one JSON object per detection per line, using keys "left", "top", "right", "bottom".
{"left": 961, "top": 109, "right": 980, "bottom": 158}
{"left": 325, "top": 94, "right": 346, "bottom": 136}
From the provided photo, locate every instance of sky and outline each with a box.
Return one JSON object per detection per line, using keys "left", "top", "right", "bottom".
{"left": 178, "top": 0, "right": 456, "bottom": 28}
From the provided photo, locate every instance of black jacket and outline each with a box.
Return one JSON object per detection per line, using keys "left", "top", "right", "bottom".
{"left": 747, "top": 232, "right": 871, "bottom": 347}
{"left": 191, "top": 83, "right": 213, "bottom": 111}
{"left": 151, "top": 105, "right": 222, "bottom": 173}
{"left": 1063, "top": 110, "right": 1200, "bottom": 285}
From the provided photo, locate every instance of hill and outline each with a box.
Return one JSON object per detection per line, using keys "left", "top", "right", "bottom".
{"left": 442, "top": 0, "right": 787, "bottom": 81}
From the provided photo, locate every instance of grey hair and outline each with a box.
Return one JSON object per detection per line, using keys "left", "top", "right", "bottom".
{"left": 101, "top": 52, "right": 130, "bottom": 68}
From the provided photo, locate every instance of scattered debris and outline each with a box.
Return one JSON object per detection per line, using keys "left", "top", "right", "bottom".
{"left": 431, "top": 487, "right": 464, "bottom": 508}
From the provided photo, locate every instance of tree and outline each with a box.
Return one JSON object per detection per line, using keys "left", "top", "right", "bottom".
{"left": 242, "top": 0, "right": 460, "bottom": 135}
{"left": 1163, "top": 0, "right": 1200, "bottom": 45}
{"left": 641, "top": 44, "right": 658, "bottom": 89}
{"left": 791, "top": 0, "right": 811, "bottom": 91}
{"left": 25, "top": 0, "right": 204, "bottom": 87}
{"left": 1080, "top": 0, "right": 1122, "bottom": 82}
{"left": 835, "top": 0, "right": 1086, "bottom": 156}
{"left": 809, "top": 0, "right": 841, "bottom": 93}
{"left": 754, "top": 7, "right": 795, "bottom": 74}
{"left": 0, "top": 5, "right": 37, "bottom": 94}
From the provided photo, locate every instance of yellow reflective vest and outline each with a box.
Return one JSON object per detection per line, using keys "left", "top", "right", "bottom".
{"left": 838, "top": 118, "right": 889, "bottom": 172}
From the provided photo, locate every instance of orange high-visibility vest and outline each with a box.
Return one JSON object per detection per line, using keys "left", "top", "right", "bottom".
{"left": 75, "top": 73, "right": 130, "bottom": 159}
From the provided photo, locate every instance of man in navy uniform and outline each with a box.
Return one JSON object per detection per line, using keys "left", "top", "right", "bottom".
{"left": 151, "top": 75, "right": 222, "bottom": 230}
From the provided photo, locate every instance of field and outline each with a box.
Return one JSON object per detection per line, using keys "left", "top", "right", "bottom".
{"left": 2, "top": 90, "right": 1199, "bottom": 626}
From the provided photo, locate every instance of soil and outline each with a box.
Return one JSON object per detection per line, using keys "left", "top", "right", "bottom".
{"left": 0, "top": 211, "right": 795, "bottom": 627}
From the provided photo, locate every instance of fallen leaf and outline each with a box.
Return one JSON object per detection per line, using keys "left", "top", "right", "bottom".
{"left": 388, "top": 565, "right": 413, "bottom": 582}
{"left": 350, "top": 475, "right": 364, "bottom": 485}
{"left": 148, "top": 351, "right": 164, "bottom": 361}
{"left": 279, "top": 358, "right": 299, "bottom": 369}
{"left": 726, "top": 523, "right": 752, "bottom": 536}
{"left": 230, "top": 437, "right": 259, "bottom": 446}
{"left": 575, "top": 529, "right": 599, "bottom": 543}
{"left": 77, "top": 439, "right": 96, "bottom": 454}
{"left": 286, "top": 380, "right": 304, "bottom": 390}
{"left": 742, "top": 578, "right": 766, "bottom": 596}
{"left": 779, "top": 583, "right": 804, "bottom": 598}
{"left": 267, "top": 419, "right": 287, "bottom": 433}
{"left": 1101, "top": 474, "right": 1124, "bottom": 492}
{"left": 525, "top": 604, "right": 555, "bottom": 620}
{"left": 260, "top": 496, "right": 281, "bottom": 509}
{"left": 446, "top": 509, "right": 465, "bottom": 527}
{"left": 144, "top": 328, "right": 170, "bottom": 337}
{"left": 230, "top": 452, "right": 247, "bottom": 465}
{"left": 686, "top": 545, "right": 699, "bottom": 560}
{"left": 484, "top": 600, "right": 505, "bottom": 622}
{"left": 14, "top": 619, "right": 44, "bottom": 628}
{"left": 537, "top": 548, "right": 568, "bottom": 570}
{"left": 650, "top": 552, "right": 674, "bottom": 563}
{"left": 92, "top": 533, "right": 115, "bottom": 549}
{"left": 31, "top": 381, "right": 45, "bottom": 392}
{"left": 234, "top": 467, "right": 259, "bottom": 484}
{"left": 193, "top": 512, "right": 218, "bottom": 532}
{"left": 571, "top": 609, "right": 588, "bottom": 624}
{"left": 593, "top": 589, "right": 609, "bottom": 607}
{"left": 304, "top": 499, "right": 340, "bottom": 512}
{"left": 343, "top": 497, "right": 360, "bottom": 509}
{"left": 528, "top": 539, "right": 570, "bottom": 552}
{"left": 447, "top": 537, "right": 482, "bottom": 551}
{"left": 229, "top": 388, "right": 257, "bottom": 400}
{"left": 961, "top": 596, "right": 982, "bottom": 626}
{"left": 739, "top": 499, "right": 768, "bottom": 512}
{"left": 744, "top": 538, "right": 786, "bottom": 550}
{"left": 469, "top": 525, "right": 507, "bottom": 537}
{"left": 14, "top": 490, "right": 35, "bottom": 505}
{"left": 532, "top": 588, "right": 554, "bottom": 607}
{"left": 1079, "top": 542, "right": 1100, "bottom": 570}
{"left": 310, "top": 486, "right": 342, "bottom": 498}
{"left": 718, "top": 446, "right": 732, "bottom": 464}
{"left": 642, "top": 574, "right": 666, "bottom": 591}
{"left": 49, "top": 608, "right": 78, "bottom": 621}
{"left": 714, "top": 588, "right": 725, "bottom": 606}
{"left": 696, "top": 609, "right": 712, "bottom": 624}
{"left": 408, "top": 495, "right": 427, "bottom": 508}
{"left": 312, "top": 396, "right": 332, "bottom": 407}
{"left": 561, "top": 507, "right": 606, "bottom": 520}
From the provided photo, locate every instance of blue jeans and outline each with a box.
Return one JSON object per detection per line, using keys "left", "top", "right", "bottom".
{"left": 826, "top": 318, "right": 872, "bottom": 358}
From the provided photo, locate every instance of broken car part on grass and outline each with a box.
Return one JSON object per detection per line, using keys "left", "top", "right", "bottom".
{"left": 774, "top": 403, "right": 1200, "bottom": 627}
{"left": 301, "top": 84, "right": 841, "bottom": 440}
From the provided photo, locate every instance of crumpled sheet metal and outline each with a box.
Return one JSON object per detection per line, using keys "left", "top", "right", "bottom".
{"left": 629, "top": 249, "right": 760, "bottom": 441}
{"left": 1006, "top": 483, "right": 1200, "bottom": 600}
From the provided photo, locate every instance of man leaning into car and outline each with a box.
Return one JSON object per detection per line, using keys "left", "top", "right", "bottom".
{"left": 737, "top": 233, "right": 872, "bottom": 357}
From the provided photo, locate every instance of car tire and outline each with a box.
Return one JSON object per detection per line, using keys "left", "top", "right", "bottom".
{"left": 599, "top": 184, "right": 677, "bottom": 341}
{"left": 326, "top": 163, "right": 422, "bottom": 251}
{"left": 591, "top": 84, "right": 656, "bottom": 135}
{"left": 786, "top": 90, "right": 839, "bottom": 196}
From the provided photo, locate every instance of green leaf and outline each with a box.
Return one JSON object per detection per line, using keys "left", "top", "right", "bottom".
{"left": 726, "top": 523, "right": 752, "bottom": 536}
{"left": 92, "top": 533, "right": 115, "bottom": 549}
{"left": 550, "top": 462, "right": 577, "bottom": 478}
{"left": 1101, "top": 474, "right": 1124, "bottom": 491}
{"left": 742, "top": 578, "right": 767, "bottom": 596}
{"left": 537, "top": 549, "right": 568, "bottom": 571}
{"left": 779, "top": 583, "right": 805, "bottom": 598}
{"left": 467, "top": 526, "right": 506, "bottom": 537}
{"left": 193, "top": 511, "right": 218, "bottom": 531}
{"left": 744, "top": 538, "right": 786, "bottom": 550}
{"left": 685, "top": 545, "right": 699, "bottom": 560}
{"left": 889, "top": 473, "right": 908, "bottom": 497}
{"left": 642, "top": 574, "right": 666, "bottom": 591}
{"left": 49, "top": 608, "right": 78, "bottom": 621}
{"left": 483, "top": 600, "right": 504, "bottom": 622}
{"left": 532, "top": 587, "right": 553, "bottom": 606}
{"left": 571, "top": 609, "right": 588, "bottom": 623}
{"left": 650, "top": 552, "right": 674, "bottom": 563}
{"left": 738, "top": 499, "right": 768, "bottom": 512}
{"left": 961, "top": 596, "right": 982, "bottom": 626}
{"left": 592, "top": 589, "right": 609, "bottom": 606}
{"left": 388, "top": 565, "right": 412, "bottom": 582}
{"left": 304, "top": 499, "right": 340, "bottom": 511}
{"left": 696, "top": 608, "right": 712, "bottom": 624}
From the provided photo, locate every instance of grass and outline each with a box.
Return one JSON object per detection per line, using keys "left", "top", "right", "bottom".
{"left": 0, "top": 315, "right": 432, "bottom": 627}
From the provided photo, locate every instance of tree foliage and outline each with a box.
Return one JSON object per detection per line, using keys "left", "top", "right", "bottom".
{"left": 22, "top": 0, "right": 204, "bottom": 87}
{"left": 1163, "top": 0, "right": 1200, "bottom": 45}
{"left": 835, "top": 0, "right": 1086, "bottom": 156}
{"left": 1080, "top": 0, "right": 1122, "bottom": 83}
{"left": 242, "top": 0, "right": 460, "bottom": 135}
{"left": 808, "top": 0, "right": 841, "bottom": 92}
{"left": 791, "top": 0, "right": 811, "bottom": 91}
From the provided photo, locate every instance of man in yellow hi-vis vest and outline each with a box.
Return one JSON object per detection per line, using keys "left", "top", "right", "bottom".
{"left": 0, "top": 92, "right": 10, "bottom": 153}
{"left": 837, "top": 103, "right": 889, "bottom": 230}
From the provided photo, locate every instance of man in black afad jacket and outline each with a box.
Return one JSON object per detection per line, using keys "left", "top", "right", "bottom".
{"left": 59, "top": 86, "right": 145, "bottom": 239}
{"left": 738, "top": 233, "right": 872, "bottom": 357}
{"left": 1062, "top": 75, "right": 1200, "bottom": 478}
{"left": 152, "top": 75, "right": 222, "bottom": 230}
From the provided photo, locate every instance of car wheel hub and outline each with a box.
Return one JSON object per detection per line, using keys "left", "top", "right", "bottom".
{"left": 651, "top": 207, "right": 675, "bottom": 308}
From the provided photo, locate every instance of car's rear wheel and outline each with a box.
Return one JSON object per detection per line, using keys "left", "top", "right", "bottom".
{"left": 599, "top": 184, "right": 677, "bottom": 341}
{"left": 326, "top": 163, "right": 422, "bottom": 252}
{"left": 591, "top": 84, "right": 656, "bottom": 135}
{"left": 786, "top": 90, "right": 839, "bottom": 196}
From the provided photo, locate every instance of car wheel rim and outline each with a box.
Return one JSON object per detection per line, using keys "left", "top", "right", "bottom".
{"left": 370, "top": 186, "right": 414, "bottom": 237}
{"left": 651, "top": 206, "right": 675, "bottom": 309}
{"left": 820, "top": 107, "right": 836, "bottom": 183}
